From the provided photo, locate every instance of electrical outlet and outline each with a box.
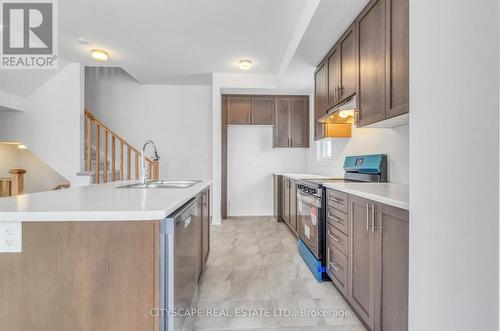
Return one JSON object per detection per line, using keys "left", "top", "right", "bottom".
{"left": 0, "top": 222, "right": 22, "bottom": 253}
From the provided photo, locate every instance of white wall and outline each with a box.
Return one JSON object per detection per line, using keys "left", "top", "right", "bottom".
{"left": 410, "top": 1, "right": 498, "bottom": 330}
{"left": 227, "top": 126, "right": 309, "bottom": 216}
{"left": 0, "top": 144, "right": 69, "bottom": 193}
{"left": 211, "top": 73, "right": 282, "bottom": 223}
{"left": 0, "top": 63, "right": 84, "bottom": 185}
{"left": 308, "top": 125, "right": 409, "bottom": 184}
{"left": 85, "top": 67, "right": 212, "bottom": 180}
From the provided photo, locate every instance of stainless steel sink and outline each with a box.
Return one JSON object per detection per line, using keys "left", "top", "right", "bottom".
{"left": 117, "top": 180, "right": 202, "bottom": 189}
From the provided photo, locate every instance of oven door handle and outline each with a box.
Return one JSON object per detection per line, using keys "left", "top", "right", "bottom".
{"left": 297, "top": 191, "right": 322, "bottom": 208}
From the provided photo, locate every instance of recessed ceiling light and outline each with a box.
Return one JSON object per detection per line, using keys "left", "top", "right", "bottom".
{"left": 91, "top": 49, "right": 109, "bottom": 61}
{"left": 18, "top": 144, "right": 27, "bottom": 149}
{"left": 239, "top": 59, "right": 252, "bottom": 70}
{"left": 77, "top": 37, "right": 90, "bottom": 45}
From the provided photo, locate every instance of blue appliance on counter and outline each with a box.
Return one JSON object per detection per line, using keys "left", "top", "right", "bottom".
{"left": 295, "top": 154, "right": 387, "bottom": 282}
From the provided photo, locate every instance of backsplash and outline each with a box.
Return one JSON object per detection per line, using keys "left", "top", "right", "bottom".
{"left": 308, "top": 124, "right": 409, "bottom": 184}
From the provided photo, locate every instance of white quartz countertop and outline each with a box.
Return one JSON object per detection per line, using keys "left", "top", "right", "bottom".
{"left": 0, "top": 180, "right": 211, "bottom": 222}
{"left": 322, "top": 182, "right": 409, "bottom": 210}
{"left": 274, "top": 173, "right": 333, "bottom": 180}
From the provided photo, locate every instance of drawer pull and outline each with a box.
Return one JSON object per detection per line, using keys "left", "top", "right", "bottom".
{"left": 329, "top": 196, "right": 344, "bottom": 203}
{"left": 327, "top": 230, "right": 340, "bottom": 243}
{"left": 327, "top": 213, "right": 344, "bottom": 224}
{"left": 329, "top": 261, "right": 343, "bottom": 272}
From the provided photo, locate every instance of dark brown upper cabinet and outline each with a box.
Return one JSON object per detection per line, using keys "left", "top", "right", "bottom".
{"left": 227, "top": 95, "right": 251, "bottom": 125}
{"left": 227, "top": 95, "right": 275, "bottom": 125}
{"left": 273, "top": 96, "right": 310, "bottom": 148}
{"left": 314, "top": 0, "right": 408, "bottom": 129}
{"left": 339, "top": 24, "right": 357, "bottom": 102}
{"left": 274, "top": 97, "right": 291, "bottom": 147}
{"left": 356, "top": 0, "right": 409, "bottom": 127}
{"left": 314, "top": 61, "right": 328, "bottom": 140}
{"left": 328, "top": 24, "right": 356, "bottom": 108}
{"left": 386, "top": 0, "right": 409, "bottom": 119}
{"left": 356, "top": 0, "right": 387, "bottom": 127}
{"left": 327, "top": 47, "right": 341, "bottom": 107}
{"left": 251, "top": 96, "right": 275, "bottom": 125}
{"left": 290, "top": 96, "right": 310, "bottom": 147}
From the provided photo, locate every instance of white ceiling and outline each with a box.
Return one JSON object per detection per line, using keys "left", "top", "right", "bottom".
{"left": 59, "top": 0, "right": 307, "bottom": 84}
{"left": 277, "top": 0, "right": 369, "bottom": 93}
{"left": 0, "top": 0, "right": 369, "bottom": 95}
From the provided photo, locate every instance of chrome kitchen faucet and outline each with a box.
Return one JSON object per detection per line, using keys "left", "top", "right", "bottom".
{"left": 141, "top": 140, "right": 160, "bottom": 184}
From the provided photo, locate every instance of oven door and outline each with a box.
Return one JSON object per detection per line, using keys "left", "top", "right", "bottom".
{"left": 296, "top": 190, "right": 322, "bottom": 259}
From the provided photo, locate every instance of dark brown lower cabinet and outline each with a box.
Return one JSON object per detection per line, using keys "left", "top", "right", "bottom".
{"left": 289, "top": 179, "right": 297, "bottom": 231}
{"left": 376, "top": 200, "right": 409, "bottom": 331}
{"left": 349, "top": 195, "right": 378, "bottom": 330}
{"left": 346, "top": 194, "right": 409, "bottom": 331}
{"left": 201, "top": 188, "right": 210, "bottom": 267}
{"left": 277, "top": 176, "right": 299, "bottom": 235}
{"left": 273, "top": 175, "right": 283, "bottom": 221}
{"left": 283, "top": 177, "right": 290, "bottom": 225}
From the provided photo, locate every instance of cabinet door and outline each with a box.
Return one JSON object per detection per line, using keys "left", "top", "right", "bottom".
{"left": 340, "top": 24, "right": 356, "bottom": 100}
{"left": 290, "top": 96, "right": 310, "bottom": 148}
{"left": 348, "top": 194, "right": 377, "bottom": 330}
{"left": 386, "top": 0, "right": 409, "bottom": 119}
{"left": 314, "top": 62, "right": 327, "bottom": 140}
{"left": 374, "top": 202, "right": 409, "bottom": 331}
{"left": 356, "top": 0, "right": 387, "bottom": 127}
{"left": 289, "top": 180, "right": 297, "bottom": 231}
{"left": 328, "top": 47, "right": 341, "bottom": 107}
{"left": 274, "top": 175, "right": 283, "bottom": 221}
{"left": 251, "top": 96, "right": 275, "bottom": 125}
{"left": 227, "top": 96, "right": 251, "bottom": 125}
{"left": 274, "top": 97, "right": 291, "bottom": 147}
{"left": 283, "top": 178, "right": 290, "bottom": 225}
{"left": 201, "top": 189, "right": 210, "bottom": 268}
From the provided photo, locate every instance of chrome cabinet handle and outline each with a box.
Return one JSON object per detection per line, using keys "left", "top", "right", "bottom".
{"left": 329, "top": 196, "right": 344, "bottom": 203}
{"left": 372, "top": 208, "right": 381, "bottom": 232}
{"left": 329, "top": 260, "right": 343, "bottom": 272}
{"left": 371, "top": 204, "right": 375, "bottom": 233}
{"left": 327, "top": 213, "right": 343, "bottom": 224}
{"left": 354, "top": 109, "right": 360, "bottom": 125}
{"left": 366, "top": 204, "right": 370, "bottom": 231}
{"left": 328, "top": 230, "right": 340, "bottom": 243}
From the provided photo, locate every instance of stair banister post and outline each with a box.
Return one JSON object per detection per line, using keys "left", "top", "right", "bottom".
{"left": 9, "top": 168, "right": 27, "bottom": 196}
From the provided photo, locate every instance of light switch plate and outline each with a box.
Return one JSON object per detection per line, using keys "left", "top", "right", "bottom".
{"left": 0, "top": 222, "right": 22, "bottom": 253}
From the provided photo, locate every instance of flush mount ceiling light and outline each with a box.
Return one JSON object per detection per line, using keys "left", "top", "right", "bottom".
{"left": 239, "top": 59, "right": 252, "bottom": 70}
{"left": 91, "top": 49, "right": 109, "bottom": 61}
{"left": 18, "top": 144, "right": 27, "bottom": 149}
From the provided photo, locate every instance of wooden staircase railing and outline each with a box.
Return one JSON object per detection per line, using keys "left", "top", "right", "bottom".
{"left": 85, "top": 110, "right": 159, "bottom": 184}
{"left": 0, "top": 169, "right": 26, "bottom": 197}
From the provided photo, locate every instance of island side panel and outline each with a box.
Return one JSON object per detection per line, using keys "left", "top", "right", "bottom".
{"left": 0, "top": 220, "right": 161, "bottom": 331}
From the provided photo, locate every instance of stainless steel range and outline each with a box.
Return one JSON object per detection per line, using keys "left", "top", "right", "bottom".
{"left": 296, "top": 154, "right": 387, "bottom": 281}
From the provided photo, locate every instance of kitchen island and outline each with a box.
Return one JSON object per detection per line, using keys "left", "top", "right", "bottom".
{"left": 0, "top": 180, "right": 211, "bottom": 331}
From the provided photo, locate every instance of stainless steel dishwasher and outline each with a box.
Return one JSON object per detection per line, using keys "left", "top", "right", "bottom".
{"left": 160, "top": 196, "right": 202, "bottom": 331}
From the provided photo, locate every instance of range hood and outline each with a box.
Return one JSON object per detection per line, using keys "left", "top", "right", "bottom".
{"left": 319, "top": 95, "right": 356, "bottom": 124}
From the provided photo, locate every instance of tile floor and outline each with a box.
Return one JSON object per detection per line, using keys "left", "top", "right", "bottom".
{"left": 183, "top": 216, "right": 367, "bottom": 331}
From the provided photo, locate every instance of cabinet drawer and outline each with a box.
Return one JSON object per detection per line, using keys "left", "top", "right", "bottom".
{"left": 326, "top": 206, "right": 349, "bottom": 235}
{"left": 326, "top": 189, "right": 348, "bottom": 213}
{"left": 327, "top": 223, "right": 349, "bottom": 256}
{"left": 326, "top": 243, "right": 348, "bottom": 296}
